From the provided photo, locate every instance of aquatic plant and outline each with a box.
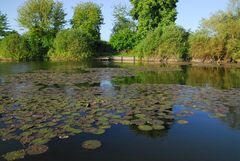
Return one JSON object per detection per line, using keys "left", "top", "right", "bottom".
{"left": 2, "top": 150, "right": 25, "bottom": 161}
{"left": 177, "top": 120, "right": 189, "bottom": 124}
{"left": 0, "top": 65, "right": 239, "bottom": 159}
{"left": 82, "top": 140, "right": 102, "bottom": 150}
{"left": 138, "top": 125, "right": 153, "bottom": 131}
{"left": 26, "top": 145, "right": 48, "bottom": 155}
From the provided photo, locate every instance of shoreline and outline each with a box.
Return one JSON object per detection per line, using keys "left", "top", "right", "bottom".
{"left": 95, "top": 56, "right": 240, "bottom": 66}
{"left": 1, "top": 56, "right": 240, "bottom": 67}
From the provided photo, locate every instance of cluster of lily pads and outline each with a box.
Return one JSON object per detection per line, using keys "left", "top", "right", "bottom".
{"left": 0, "top": 66, "right": 239, "bottom": 160}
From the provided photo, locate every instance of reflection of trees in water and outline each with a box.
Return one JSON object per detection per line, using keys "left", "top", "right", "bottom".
{"left": 113, "top": 65, "right": 240, "bottom": 131}
{"left": 186, "top": 66, "right": 240, "bottom": 89}
{"left": 113, "top": 65, "right": 240, "bottom": 90}
{"left": 223, "top": 106, "right": 240, "bottom": 130}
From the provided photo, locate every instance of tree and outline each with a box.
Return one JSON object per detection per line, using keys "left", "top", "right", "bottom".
{"left": 71, "top": 2, "right": 103, "bottom": 40}
{"left": 0, "top": 11, "right": 8, "bottom": 38}
{"left": 130, "top": 0, "right": 178, "bottom": 37}
{"left": 18, "top": 0, "right": 66, "bottom": 34}
{"left": 112, "top": 4, "right": 136, "bottom": 33}
{"left": 48, "top": 29, "right": 94, "bottom": 61}
{"left": 189, "top": 0, "right": 240, "bottom": 62}
{"left": 0, "top": 33, "right": 29, "bottom": 61}
{"left": 110, "top": 28, "right": 137, "bottom": 51}
{"left": 17, "top": 0, "right": 66, "bottom": 59}
{"left": 110, "top": 4, "right": 137, "bottom": 51}
{"left": 135, "top": 24, "right": 189, "bottom": 60}
{"left": 51, "top": 2, "right": 67, "bottom": 36}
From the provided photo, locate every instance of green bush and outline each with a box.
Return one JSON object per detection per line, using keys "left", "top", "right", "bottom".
{"left": 188, "top": 30, "right": 212, "bottom": 61}
{"left": 48, "top": 29, "right": 95, "bottom": 61}
{"left": 135, "top": 24, "right": 189, "bottom": 60}
{"left": 157, "top": 25, "right": 189, "bottom": 60}
{"left": 109, "top": 28, "right": 137, "bottom": 51}
{"left": 189, "top": 7, "right": 240, "bottom": 63}
{"left": 0, "top": 33, "right": 29, "bottom": 61}
{"left": 22, "top": 32, "right": 49, "bottom": 60}
{"left": 134, "top": 27, "right": 163, "bottom": 58}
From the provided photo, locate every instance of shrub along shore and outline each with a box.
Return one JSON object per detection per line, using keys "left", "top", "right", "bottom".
{"left": 0, "top": 0, "right": 239, "bottom": 63}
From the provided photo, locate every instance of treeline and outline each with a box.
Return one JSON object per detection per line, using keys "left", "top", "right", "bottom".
{"left": 189, "top": 1, "right": 240, "bottom": 63}
{"left": 0, "top": 0, "right": 240, "bottom": 63}
{"left": 0, "top": 0, "right": 111, "bottom": 61}
{"left": 109, "top": 0, "right": 240, "bottom": 63}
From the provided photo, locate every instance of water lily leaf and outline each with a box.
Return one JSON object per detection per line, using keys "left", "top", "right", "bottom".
{"left": 3, "top": 150, "right": 25, "bottom": 161}
{"left": 177, "top": 120, "right": 189, "bottom": 124}
{"left": 120, "top": 120, "right": 131, "bottom": 125}
{"left": 31, "top": 138, "right": 50, "bottom": 145}
{"left": 82, "top": 140, "right": 102, "bottom": 150}
{"left": 94, "top": 129, "right": 105, "bottom": 135}
{"left": 135, "top": 114, "right": 146, "bottom": 118}
{"left": 26, "top": 145, "right": 48, "bottom": 155}
{"left": 152, "top": 125, "right": 165, "bottom": 130}
{"left": 0, "top": 104, "right": 5, "bottom": 113}
{"left": 138, "top": 125, "right": 153, "bottom": 131}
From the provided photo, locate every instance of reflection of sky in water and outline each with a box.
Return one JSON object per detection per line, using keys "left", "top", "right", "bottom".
{"left": 100, "top": 80, "right": 116, "bottom": 97}
{"left": 0, "top": 78, "right": 4, "bottom": 85}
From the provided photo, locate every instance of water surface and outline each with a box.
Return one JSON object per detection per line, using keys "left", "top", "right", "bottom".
{"left": 0, "top": 62, "right": 240, "bottom": 161}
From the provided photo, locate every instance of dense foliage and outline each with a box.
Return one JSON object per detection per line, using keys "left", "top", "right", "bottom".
{"left": 109, "top": 5, "right": 137, "bottom": 51}
{"left": 48, "top": 29, "right": 95, "bottom": 61}
{"left": 17, "top": 0, "right": 66, "bottom": 59}
{"left": 135, "top": 24, "right": 189, "bottom": 60}
{"left": 71, "top": 2, "right": 103, "bottom": 41}
{"left": 0, "top": 0, "right": 106, "bottom": 61}
{"left": 0, "top": 33, "right": 29, "bottom": 61}
{"left": 110, "top": 28, "right": 137, "bottom": 51}
{"left": 1, "top": 0, "right": 240, "bottom": 63}
{"left": 189, "top": 0, "right": 240, "bottom": 62}
{"left": 130, "top": 0, "right": 178, "bottom": 37}
{"left": 0, "top": 11, "right": 8, "bottom": 38}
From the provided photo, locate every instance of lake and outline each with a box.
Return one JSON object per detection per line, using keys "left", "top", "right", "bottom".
{"left": 0, "top": 61, "right": 240, "bottom": 161}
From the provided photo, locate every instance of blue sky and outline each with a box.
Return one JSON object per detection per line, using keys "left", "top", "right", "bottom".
{"left": 0, "top": 0, "right": 229, "bottom": 41}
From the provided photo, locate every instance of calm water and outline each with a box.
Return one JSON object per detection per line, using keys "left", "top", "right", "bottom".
{"left": 0, "top": 61, "right": 240, "bottom": 161}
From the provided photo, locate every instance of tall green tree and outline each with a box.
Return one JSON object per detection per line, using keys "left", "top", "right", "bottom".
{"left": 189, "top": 0, "right": 240, "bottom": 62}
{"left": 0, "top": 11, "right": 8, "bottom": 38}
{"left": 71, "top": 2, "right": 103, "bottom": 40}
{"left": 17, "top": 0, "right": 66, "bottom": 59}
{"left": 110, "top": 4, "right": 137, "bottom": 51}
{"left": 112, "top": 4, "right": 136, "bottom": 33}
{"left": 130, "top": 0, "right": 178, "bottom": 37}
{"left": 51, "top": 2, "right": 67, "bottom": 35}
{"left": 18, "top": 0, "right": 66, "bottom": 34}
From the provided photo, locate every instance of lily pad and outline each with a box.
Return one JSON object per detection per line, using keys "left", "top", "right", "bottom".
{"left": 138, "top": 125, "right": 153, "bottom": 131}
{"left": 82, "top": 140, "right": 102, "bottom": 150}
{"left": 3, "top": 150, "right": 25, "bottom": 161}
{"left": 26, "top": 145, "right": 48, "bottom": 155}
{"left": 177, "top": 120, "right": 189, "bottom": 124}
{"left": 94, "top": 129, "right": 105, "bottom": 135}
{"left": 152, "top": 125, "right": 165, "bottom": 130}
{"left": 31, "top": 138, "right": 50, "bottom": 145}
{"left": 135, "top": 114, "right": 146, "bottom": 118}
